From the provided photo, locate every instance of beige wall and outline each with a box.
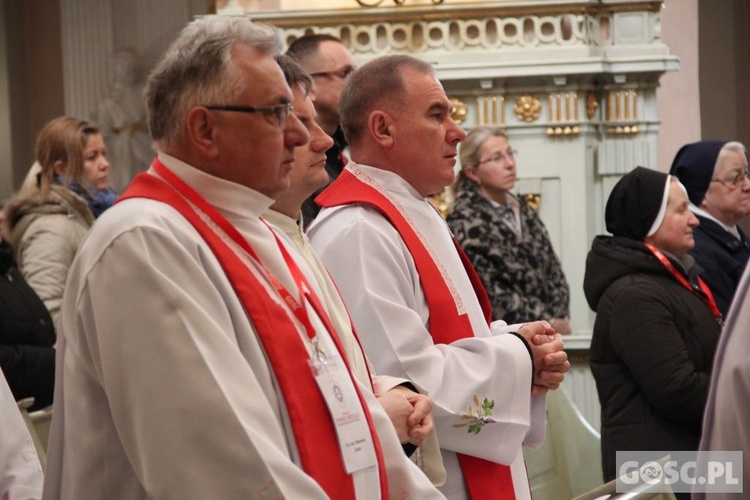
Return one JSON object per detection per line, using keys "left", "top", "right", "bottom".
{"left": 657, "top": 0, "right": 701, "bottom": 172}
{"left": 0, "top": 0, "right": 64, "bottom": 200}
{"left": 658, "top": 0, "right": 749, "bottom": 172}
{"left": 698, "top": 0, "right": 749, "bottom": 147}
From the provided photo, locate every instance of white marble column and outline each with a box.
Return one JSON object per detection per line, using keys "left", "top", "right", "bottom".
{"left": 61, "top": 0, "right": 113, "bottom": 119}
{"left": 61, "top": 0, "right": 206, "bottom": 121}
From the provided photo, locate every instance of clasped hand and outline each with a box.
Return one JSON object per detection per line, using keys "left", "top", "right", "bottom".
{"left": 377, "top": 385, "right": 434, "bottom": 446}
{"left": 518, "top": 321, "right": 570, "bottom": 397}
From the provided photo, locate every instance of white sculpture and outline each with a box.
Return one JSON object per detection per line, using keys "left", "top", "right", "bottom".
{"left": 95, "top": 48, "right": 153, "bottom": 193}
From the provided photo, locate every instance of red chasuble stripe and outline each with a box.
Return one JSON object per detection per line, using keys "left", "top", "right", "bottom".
{"left": 317, "top": 168, "right": 516, "bottom": 499}
{"left": 118, "top": 164, "right": 388, "bottom": 499}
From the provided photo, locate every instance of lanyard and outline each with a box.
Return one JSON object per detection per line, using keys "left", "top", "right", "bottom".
{"left": 152, "top": 160, "right": 340, "bottom": 350}
{"left": 645, "top": 243, "right": 722, "bottom": 321}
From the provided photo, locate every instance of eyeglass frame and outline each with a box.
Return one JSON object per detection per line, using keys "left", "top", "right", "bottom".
{"left": 476, "top": 149, "right": 518, "bottom": 166}
{"left": 204, "top": 103, "right": 294, "bottom": 128}
{"left": 710, "top": 167, "right": 750, "bottom": 188}
{"left": 309, "top": 67, "right": 355, "bottom": 81}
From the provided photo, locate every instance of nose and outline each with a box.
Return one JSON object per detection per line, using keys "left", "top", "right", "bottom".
{"left": 741, "top": 174, "right": 750, "bottom": 190}
{"left": 689, "top": 212, "right": 700, "bottom": 227}
{"left": 284, "top": 112, "right": 309, "bottom": 148}
{"left": 312, "top": 128, "right": 334, "bottom": 153}
{"left": 448, "top": 119, "right": 467, "bottom": 144}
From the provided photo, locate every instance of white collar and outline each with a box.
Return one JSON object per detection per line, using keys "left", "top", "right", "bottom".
{"left": 350, "top": 162, "right": 424, "bottom": 201}
{"left": 156, "top": 152, "right": 274, "bottom": 220}
{"left": 689, "top": 204, "right": 740, "bottom": 239}
{"left": 262, "top": 209, "right": 303, "bottom": 237}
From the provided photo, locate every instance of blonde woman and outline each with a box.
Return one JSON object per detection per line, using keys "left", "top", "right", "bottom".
{"left": 3, "top": 117, "right": 114, "bottom": 329}
{"left": 447, "top": 127, "right": 570, "bottom": 333}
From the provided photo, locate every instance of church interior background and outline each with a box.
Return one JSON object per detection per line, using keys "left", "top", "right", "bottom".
{"left": 0, "top": 0, "right": 747, "bottom": 497}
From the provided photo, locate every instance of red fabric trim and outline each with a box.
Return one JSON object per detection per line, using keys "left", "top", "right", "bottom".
{"left": 317, "top": 168, "right": 516, "bottom": 499}
{"left": 118, "top": 167, "right": 388, "bottom": 498}
{"left": 645, "top": 244, "right": 722, "bottom": 320}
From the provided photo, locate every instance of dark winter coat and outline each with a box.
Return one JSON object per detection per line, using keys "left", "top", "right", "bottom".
{"left": 583, "top": 236, "right": 721, "bottom": 483}
{"left": 447, "top": 180, "right": 569, "bottom": 324}
{"left": 689, "top": 214, "right": 750, "bottom": 317}
{"left": 0, "top": 239, "right": 56, "bottom": 410}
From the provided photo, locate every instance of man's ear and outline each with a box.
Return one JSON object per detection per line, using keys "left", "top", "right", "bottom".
{"left": 185, "top": 107, "right": 219, "bottom": 159}
{"left": 368, "top": 110, "right": 394, "bottom": 149}
{"left": 52, "top": 160, "right": 67, "bottom": 177}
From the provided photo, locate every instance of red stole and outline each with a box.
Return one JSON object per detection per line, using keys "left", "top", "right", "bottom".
{"left": 317, "top": 168, "right": 517, "bottom": 499}
{"left": 118, "top": 161, "right": 388, "bottom": 499}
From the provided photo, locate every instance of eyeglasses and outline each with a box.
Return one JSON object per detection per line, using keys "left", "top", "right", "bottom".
{"left": 477, "top": 149, "right": 518, "bottom": 166}
{"left": 309, "top": 67, "right": 354, "bottom": 81}
{"left": 204, "top": 103, "right": 294, "bottom": 128}
{"left": 710, "top": 168, "right": 750, "bottom": 188}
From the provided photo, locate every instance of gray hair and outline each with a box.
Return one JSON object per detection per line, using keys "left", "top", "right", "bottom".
{"left": 459, "top": 126, "right": 508, "bottom": 167}
{"left": 455, "top": 126, "right": 508, "bottom": 190}
{"left": 719, "top": 141, "right": 747, "bottom": 161}
{"left": 339, "top": 55, "right": 433, "bottom": 147}
{"left": 146, "top": 15, "right": 282, "bottom": 149}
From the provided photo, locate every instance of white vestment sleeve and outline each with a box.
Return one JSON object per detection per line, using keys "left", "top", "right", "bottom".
{"left": 696, "top": 265, "right": 750, "bottom": 499}
{"left": 311, "top": 207, "right": 535, "bottom": 466}
{"left": 0, "top": 373, "right": 43, "bottom": 500}
{"left": 44, "top": 216, "right": 330, "bottom": 499}
{"left": 490, "top": 320, "right": 548, "bottom": 448}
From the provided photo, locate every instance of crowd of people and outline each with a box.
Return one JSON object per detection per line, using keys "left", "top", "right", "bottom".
{"left": 1, "top": 13, "right": 748, "bottom": 500}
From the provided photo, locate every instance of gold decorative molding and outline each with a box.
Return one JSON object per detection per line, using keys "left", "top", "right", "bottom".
{"left": 449, "top": 97, "right": 468, "bottom": 125}
{"left": 605, "top": 90, "right": 638, "bottom": 122}
{"left": 429, "top": 187, "right": 454, "bottom": 219}
{"left": 514, "top": 93, "right": 541, "bottom": 123}
{"left": 604, "top": 89, "right": 640, "bottom": 135}
{"left": 546, "top": 126, "right": 581, "bottom": 137}
{"left": 245, "top": 1, "right": 664, "bottom": 29}
{"left": 606, "top": 125, "right": 640, "bottom": 136}
{"left": 548, "top": 92, "right": 579, "bottom": 123}
{"left": 476, "top": 96, "right": 505, "bottom": 126}
{"left": 522, "top": 193, "right": 542, "bottom": 211}
{"left": 586, "top": 91, "right": 598, "bottom": 119}
{"left": 356, "top": 0, "right": 444, "bottom": 6}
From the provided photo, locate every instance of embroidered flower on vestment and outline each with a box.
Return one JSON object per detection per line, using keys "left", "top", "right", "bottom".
{"left": 452, "top": 395, "right": 496, "bottom": 435}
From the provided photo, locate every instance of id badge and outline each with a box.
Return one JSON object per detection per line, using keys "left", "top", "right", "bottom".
{"left": 310, "top": 352, "right": 378, "bottom": 474}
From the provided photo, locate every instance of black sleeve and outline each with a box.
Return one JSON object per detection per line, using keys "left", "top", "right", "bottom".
{"left": 0, "top": 343, "right": 56, "bottom": 410}
{"left": 506, "top": 331, "right": 534, "bottom": 388}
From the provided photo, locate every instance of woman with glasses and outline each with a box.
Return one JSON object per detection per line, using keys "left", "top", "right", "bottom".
{"left": 2, "top": 117, "right": 115, "bottom": 330}
{"left": 669, "top": 140, "right": 750, "bottom": 317}
{"left": 446, "top": 127, "right": 571, "bottom": 333}
{"left": 584, "top": 167, "right": 721, "bottom": 496}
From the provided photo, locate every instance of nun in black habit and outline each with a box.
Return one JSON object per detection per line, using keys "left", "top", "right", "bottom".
{"left": 583, "top": 167, "right": 722, "bottom": 493}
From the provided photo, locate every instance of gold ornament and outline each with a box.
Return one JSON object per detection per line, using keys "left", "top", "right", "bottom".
{"left": 522, "top": 193, "right": 541, "bottom": 211}
{"left": 449, "top": 97, "right": 468, "bottom": 125}
{"left": 514, "top": 93, "right": 541, "bottom": 122}
{"left": 586, "top": 92, "right": 598, "bottom": 120}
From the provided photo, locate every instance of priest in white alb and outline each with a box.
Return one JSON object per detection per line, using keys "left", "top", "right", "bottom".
{"left": 309, "top": 54, "right": 570, "bottom": 499}
{"left": 42, "top": 18, "right": 443, "bottom": 499}
{"left": 264, "top": 54, "right": 446, "bottom": 484}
